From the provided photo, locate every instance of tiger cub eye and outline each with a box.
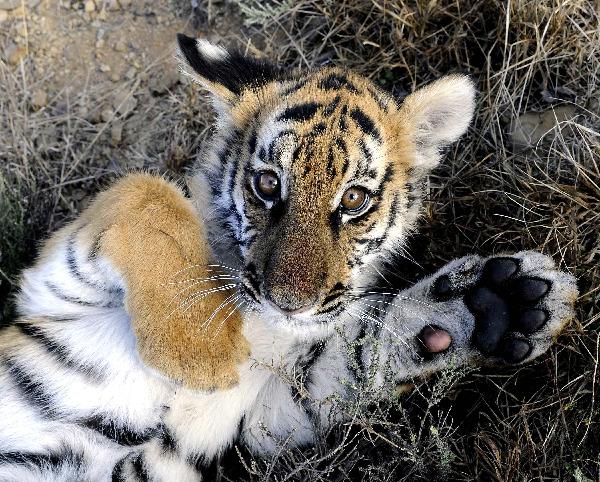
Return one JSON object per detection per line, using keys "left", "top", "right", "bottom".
{"left": 340, "top": 186, "right": 369, "bottom": 212}
{"left": 255, "top": 171, "right": 280, "bottom": 198}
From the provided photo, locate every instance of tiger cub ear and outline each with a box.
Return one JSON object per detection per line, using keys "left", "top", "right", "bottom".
{"left": 176, "top": 33, "right": 279, "bottom": 104}
{"left": 398, "top": 74, "right": 476, "bottom": 170}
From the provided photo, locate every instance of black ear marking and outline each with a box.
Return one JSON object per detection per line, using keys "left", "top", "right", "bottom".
{"left": 177, "top": 33, "right": 280, "bottom": 97}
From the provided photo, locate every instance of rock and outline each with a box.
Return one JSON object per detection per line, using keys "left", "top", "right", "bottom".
{"left": 106, "top": 0, "right": 120, "bottom": 11}
{"left": 112, "top": 91, "right": 137, "bottom": 115}
{"left": 114, "top": 39, "right": 127, "bottom": 53}
{"left": 110, "top": 71, "right": 119, "bottom": 82}
{"left": 125, "top": 67, "right": 136, "bottom": 80}
{"left": 0, "top": 10, "right": 8, "bottom": 22}
{"left": 4, "top": 43, "right": 26, "bottom": 65}
{"left": 15, "top": 21, "right": 27, "bottom": 37}
{"left": 0, "top": 0, "right": 20, "bottom": 9}
{"left": 84, "top": 0, "right": 95, "bottom": 12}
{"left": 31, "top": 89, "right": 48, "bottom": 109}
{"left": 111, "top": 121, "right": 123, "bottom": 145}
{"left": 100, "top": 108, "right": 114, "bottom": 123}
{"left": 509, "top": 105, "right": 577, "bottom": 150}
{"left": 28, "top": 0, "right": 41, "bottom": 8}
{"left": 99, "top": 64, "right": 111, "bottom": 73}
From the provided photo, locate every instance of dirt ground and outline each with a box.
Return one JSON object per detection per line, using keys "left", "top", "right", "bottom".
{"left": 1, "top": 0, "right": 599, "bottom": 480}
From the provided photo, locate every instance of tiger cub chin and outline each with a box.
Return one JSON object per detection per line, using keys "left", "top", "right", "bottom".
{"left": 0, "top": 34, "right": 576, "bottom": 482}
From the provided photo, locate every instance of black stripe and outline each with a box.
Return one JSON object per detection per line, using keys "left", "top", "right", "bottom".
{"left": 88, "top": 233, "right": 104, "bottom": 260}
{"left": 4, "top": 357, "right": 57, "bottom": 418}
{"left": 348, "top": 328, "right": 367, "bottom": 382}
{"left": 131, "top": 453, "right": 150, "bottom": 482}
{"left": 247, "top": 129, "right": 257, "bottom": 157}
{"left": 323, "top": 95, "right": 341, "bottom": 116}
{"left": 300, "top": 341, "right": 326, "bottom": 373}
{"left": 111, "top": 455, "right": 128, "bottom": 482}
{"left": 0, "top": 450, "right": 84, "bottom": 472}
{"left": 82, "top": 416, "right": 157, "bottom": 446}
{"left": 16, "top": 323, "right": 104, "bottom": 382}
{"left": 357, "top": 139, "right": 372, "bottom": 164}
{"left": 319, "top": 73, "right": 359, "bottom": 94}
{"left": 159, "top": 426, "right": 178, "bottom": 453}
{"left": 321, "top": 283, "right": 346, "bottom": 307}
{"left": 373, "top": 164, "right": 395, "bottom": 196}
{"left": 281, "top": 78, "right": 308, "bottom": 96}
{"left": 67, "top": 233, "right": 122, "bottom": 296}
{"left": 326, "top": 146, "right": 336, "bottom": 175}
{"left": 350, "top": 107, "right": 381, "bottom": 141}
{"left": 258, "top": 146, "right": 267, "bottom": 162}
{"left": 45, "top": 281, "right": 118, "bottom": 308}
{"left": 277, "top": 102, "right": 321, "bottom": 122}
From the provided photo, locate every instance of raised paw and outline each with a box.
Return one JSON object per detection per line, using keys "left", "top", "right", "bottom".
{"left": 431, "top": 252, "right": 578, "bottom": 364}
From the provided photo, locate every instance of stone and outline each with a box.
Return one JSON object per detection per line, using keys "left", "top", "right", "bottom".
{"left": 99, "top": 64, "right": 111, "bottom": 73}
{"left": 125, "top": 67, "right": 136, "bottom": 80}
{"left": 15, "top": 21, "right": 27, "bottom": 37}
{"left": 509, "top": 105, "right": 577, "bottom": 150}
{"left": 31, "top": 89, "right": 48, "bottom": 109}
{"left": 0, "top": 10, "right": 8, "bottom": 22}
{"left": 112, "top": 91, "right": 137, "bottom": 115}
{"left": 114, "top": 39, "right": 127, "bottom": 52}
{"left": 111, "top": 121, "right": 123, "bottom": 145}
{"left": 84, "top": 0, "right": 95, "bottom": 13}
{"left": 5, "top": 43, "right": 26, "bottom": 65}
{"left": 107, "top": 0, "right": 120, "bottom": 11}
{"left": 0, "top": 0, "right": 21, "bottom": 10}
{"left": 100, "top": 108, "right": 114, "bottom": 123}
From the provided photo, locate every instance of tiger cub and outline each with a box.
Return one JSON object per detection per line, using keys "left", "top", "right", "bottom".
{"left": 0, "top": 34, "right": 577, "bottom": 481}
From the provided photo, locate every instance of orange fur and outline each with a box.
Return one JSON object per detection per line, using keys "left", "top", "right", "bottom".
{"left": 76, "top": 174, "right": 248, "bottom": 390}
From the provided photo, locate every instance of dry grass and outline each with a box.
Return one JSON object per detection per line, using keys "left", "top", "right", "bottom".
{"left": 1, "top": 0, "right": 599, "bottom": 479}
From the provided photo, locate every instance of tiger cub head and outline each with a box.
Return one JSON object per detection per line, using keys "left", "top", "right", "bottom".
{"left": 178, "top": 34, "right": 475, "bottom": 328}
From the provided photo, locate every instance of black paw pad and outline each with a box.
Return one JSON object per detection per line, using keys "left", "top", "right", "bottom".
{"left": 500, "top": 338, "right": 532, "bottom": 363}
{"left": 516, "top": 309, "right": 547, "bottom": 334}
{"left": 467, "top": 287, "right": 510, "bottom": 355}
{"left": 432, "top": 275, "right": 452, "bottom": 298}
{"left": 511, "top": 278, "right": 550, "bottom": 303}
{"left": 483, "top": 257, "right": 518, "bottom": 286}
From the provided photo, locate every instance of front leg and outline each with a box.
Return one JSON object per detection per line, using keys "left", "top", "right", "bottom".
{"left": 17, "top": 173, "right": 248, "bottom": 390}
{"left": 356, "top": 251, "right": 578, "bottom": 384}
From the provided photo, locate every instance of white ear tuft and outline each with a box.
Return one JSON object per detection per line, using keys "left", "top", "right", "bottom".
{"left": 194, "top": 39, "right": 229, "bottom": 61}
{"left": 400, "top": 75, "right": 476, "bottom": 169}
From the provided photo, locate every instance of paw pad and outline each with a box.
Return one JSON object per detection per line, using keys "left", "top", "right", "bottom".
{"left": 466, "top": 257, "right": 556, "bottom": 363}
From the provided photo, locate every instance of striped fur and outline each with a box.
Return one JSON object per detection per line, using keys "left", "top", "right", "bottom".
{"left": 0, "top": 37, "right": 577, "bottom": 480}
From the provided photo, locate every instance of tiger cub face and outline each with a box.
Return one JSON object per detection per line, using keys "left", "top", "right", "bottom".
{"left": 178, "top": 34, "right": 475, "bottom": 328}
